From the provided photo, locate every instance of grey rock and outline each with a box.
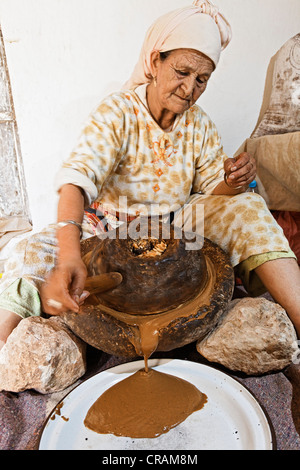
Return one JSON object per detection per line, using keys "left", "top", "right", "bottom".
{"left": 197, "top": 298, "right": 298, "bottom": 375}
{"left": 0, "top": 316, "right": 86, "bottom": 393}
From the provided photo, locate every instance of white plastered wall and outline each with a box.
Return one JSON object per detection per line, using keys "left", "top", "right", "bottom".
{"left": 0, "top": 0, "right": 299, "bottom": 232}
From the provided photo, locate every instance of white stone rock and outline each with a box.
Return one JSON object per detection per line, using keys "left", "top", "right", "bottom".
{"left": 197, "top": 297, "right": 298, "bottom": 375}
{"left": 0, "top": 316, "right": 86, "bottom": 393}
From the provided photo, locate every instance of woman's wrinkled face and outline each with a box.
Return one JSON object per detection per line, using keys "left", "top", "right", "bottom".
{"left": 151, "top": 48, "right": 215, "bottom": 114}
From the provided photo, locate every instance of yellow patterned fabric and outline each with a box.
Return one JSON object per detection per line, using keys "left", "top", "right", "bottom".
{"left": 173, "top": 192, "right": 296, "bottom": 296}
{"left": 55, "top": 86, "right": 228, "bottom": 216}
{"left": 178, "top": 192, "right": 294, "bottom": 267}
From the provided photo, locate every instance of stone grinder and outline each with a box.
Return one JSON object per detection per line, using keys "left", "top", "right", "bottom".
{"left": 62, "top": 219, "right": 234, "bottom": 358}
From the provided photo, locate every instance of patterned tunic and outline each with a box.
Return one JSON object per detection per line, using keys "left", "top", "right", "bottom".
{"left": 54, "top": 85, "right": 228, "bottom": 216}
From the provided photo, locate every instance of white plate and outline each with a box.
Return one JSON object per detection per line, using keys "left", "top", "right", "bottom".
{"left": 39, "top": 359, "right": 274, "bottom": 450}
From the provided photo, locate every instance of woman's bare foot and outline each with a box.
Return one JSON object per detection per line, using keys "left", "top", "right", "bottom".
{"left": 0, "top": 309, "right": 22, "bottom": 350}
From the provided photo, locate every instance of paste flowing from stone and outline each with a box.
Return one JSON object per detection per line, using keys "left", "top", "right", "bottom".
{"left": 84, "top": 367, "right": 207, "bottom": 438}
{"left": 89, "top": 257, "right": 216, "bottom": 367}
{"left": 83, "top": 246, "right": 212, "bottom": 439}
{"left": 83, "top": 259, "right": 213, "bottom": 439}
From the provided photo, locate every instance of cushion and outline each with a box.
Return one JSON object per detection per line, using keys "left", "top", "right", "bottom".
{"left": 236, "top": 132, "right": 300, "bottom": 212}
{"left": 252, "top": 33, "right": 300, "bottom": 138}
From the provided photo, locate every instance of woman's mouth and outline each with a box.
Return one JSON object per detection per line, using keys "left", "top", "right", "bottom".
{"left": 174, "top": 94, "right": 189, "bottom": 102}
{"left": 173, "top": 94, "right": 192, "bottom": 108}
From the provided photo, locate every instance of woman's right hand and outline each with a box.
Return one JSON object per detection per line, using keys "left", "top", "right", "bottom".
{"left": 40, "top": 256, "right": 90, "bottom": 315}
{"left": 44, "top": 183, "right": 89, "bottom": 315}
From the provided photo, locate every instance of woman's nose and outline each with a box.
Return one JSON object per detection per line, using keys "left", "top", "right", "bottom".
{"left": 181, "top": 76, "right": 196, "bottom": 98}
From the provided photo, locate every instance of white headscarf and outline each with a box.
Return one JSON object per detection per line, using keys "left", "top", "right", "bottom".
{"left": 123, "top": 0, "right": 232, "bottom": 90}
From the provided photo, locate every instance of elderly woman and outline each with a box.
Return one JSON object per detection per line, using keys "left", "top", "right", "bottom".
{"left": 0, "top": 0, "right": 299, "bottom": 350}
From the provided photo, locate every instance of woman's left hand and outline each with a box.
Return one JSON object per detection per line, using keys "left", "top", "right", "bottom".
{"left": 224, "top": 152, "right": 256, "bottom": 189}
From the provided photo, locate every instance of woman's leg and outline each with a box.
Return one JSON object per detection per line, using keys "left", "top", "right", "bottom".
{"left": 0, "top": 226, "right": 58, "bottom": 349}
{"left": 174, "top": 192, "right": 293, "bottom": 267}
{"left": 0, "top": 218, "right": 95, "bottom": 350}
{"left": 255, "top": 257, "right": 300, "bottom": 337}
{"left": 174, "top": 192, "right": 299, "bottom": 333}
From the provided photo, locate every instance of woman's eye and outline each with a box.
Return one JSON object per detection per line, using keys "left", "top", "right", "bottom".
{"left": 175, "top": 69, "right": 188, "bottom": 77}
{"left": 196, "top": 77, "right": 208, "bottom": 85}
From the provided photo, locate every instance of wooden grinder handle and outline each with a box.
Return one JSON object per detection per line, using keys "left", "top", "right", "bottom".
{"left": 84, "top": 272, "right": 123, "bottom": 295}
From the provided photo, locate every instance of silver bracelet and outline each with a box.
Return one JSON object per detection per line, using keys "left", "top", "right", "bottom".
{"left": 57, "top": 220, "right": 83, "bottom": 238}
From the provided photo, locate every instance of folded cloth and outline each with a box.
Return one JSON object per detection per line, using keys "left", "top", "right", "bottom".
{"left": 235, "top": 132, "right": 300, "bottom": 212}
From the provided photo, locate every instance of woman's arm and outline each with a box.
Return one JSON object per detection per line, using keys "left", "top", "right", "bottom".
{"left": 40, "top": 184, "right": 89, "bottom": 315}
{"left": 57, "top": 183, "right": 85, "bottom": 261}
{"left": 41, "top": 96, "right": 127, "bottom": 315}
